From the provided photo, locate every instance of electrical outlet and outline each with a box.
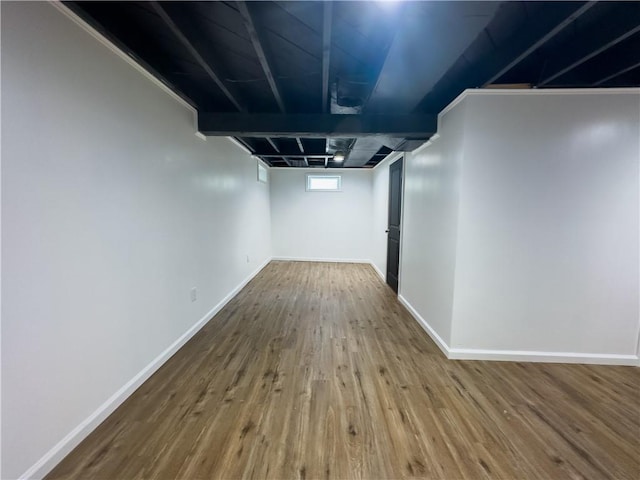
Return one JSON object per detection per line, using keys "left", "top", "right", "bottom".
{"left": 190, "top": 287, "right": 197, "bottom": 302}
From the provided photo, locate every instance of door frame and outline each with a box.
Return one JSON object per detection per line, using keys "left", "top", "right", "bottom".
{"left": 386, "top": 153, "right": 406, "bottom": 294}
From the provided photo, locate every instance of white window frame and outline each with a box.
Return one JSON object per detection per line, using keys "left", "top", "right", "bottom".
{"left": 305, "top": 174, "right": 342, "bottom": 192}
{"left": 257, "top": 162, "right": 268, "bottom": 183}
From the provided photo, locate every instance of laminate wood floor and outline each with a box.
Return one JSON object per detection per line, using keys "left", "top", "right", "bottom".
{"left": 48, "top": 261, "right": 640, "bottom": 480}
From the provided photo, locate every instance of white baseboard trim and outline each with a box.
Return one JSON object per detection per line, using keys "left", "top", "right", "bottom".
{"left": 448, "top": 348, "right": 639, "bottom": 366}
{"left": 369, "top": 261, "right": 386, "bottom": 282}
{"left": 272, "top": 256, "right": 371, "bottom": 264}
{"left": 397, "top": 294, "right": 451, "bottom": 357}
{"left": 397, "top": 294, "right": 639, "bottom": 367}
{"left": 19, "top": 257, "right": 272, "bottom": 480}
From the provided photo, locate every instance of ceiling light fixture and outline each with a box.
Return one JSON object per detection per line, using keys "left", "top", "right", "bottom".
{"left": 334, "top": 152, "right": 345, "bottom": 162}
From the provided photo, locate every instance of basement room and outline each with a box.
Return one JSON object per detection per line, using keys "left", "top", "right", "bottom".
{"left": 2, "top": 1, "right": 639, "bottom": 479}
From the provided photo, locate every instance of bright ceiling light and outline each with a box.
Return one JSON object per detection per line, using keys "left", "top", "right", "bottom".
{"left": 377, "top": 0, "right": 402, "bottom": 7}
{"left": 334, "top": 152, "right": 345, "bottom": 162}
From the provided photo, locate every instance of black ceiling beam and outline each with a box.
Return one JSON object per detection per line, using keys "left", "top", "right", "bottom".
{"left": 485, "top": 1, "right": 597, "bottom": 86}
{"left": 416, "top": 2, "right": 600, "bottom": 113}
{"left": 592, "top": 60, "right": 640, "bottom": 86}
{"left": 538, "top": 8, "right": 640, "bottom": 86}
{"left": 257, "top": 154, "right": 332, "bottom": 159}
{"left": 64, "top": 2, "right": 198, "bottom": 110}
{"left": 322, "top": 2, "right": 333, "bottom": 113}
{"left": 250, "top": 145, "right": 326, "bottom": 156}
{"left": 198, "top": 113, "right": 437, "bottom": 137}
{"left": 266, "top": 137, "right": 281, "bottom": 153}
{"left": 235, "top": 137, "right": 256, "bottom": 153}
{"left": 237, "top": 1, "right": 286, "bottom": 112}
{"left": 346, "top": 2, "right": 496, "bottom": 167}
{"left": 340, "top": 1, "right": 408, "bottom": 167}
{"left": 237, "top": 1, "right": 289, "bottom": 156}
{"left": 340, "top": 50, "right": 388, "bottom": 164}
{"left": 367, "top": 2, "right": 498, "bottom": 113}
{"left": 150, "top": 2, "right": 246, "bottom": 112}
{"left": 554, "top": 34, "right": 640, "bottom": 86}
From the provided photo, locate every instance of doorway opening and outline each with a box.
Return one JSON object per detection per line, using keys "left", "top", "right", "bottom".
{"left": 386, "top": 157, "right": 403, "bottom": 293}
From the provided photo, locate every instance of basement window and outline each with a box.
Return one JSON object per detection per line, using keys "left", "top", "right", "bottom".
{"left": 257, "top": 162, "right": 268, "bottom": 183}
{"left": 306, "top": 174, "right": 342, "bottom": 192}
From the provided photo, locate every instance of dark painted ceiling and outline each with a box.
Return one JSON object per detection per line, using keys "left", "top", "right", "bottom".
{"left": 67, "top": 1, "right": 640, "bottom": 168}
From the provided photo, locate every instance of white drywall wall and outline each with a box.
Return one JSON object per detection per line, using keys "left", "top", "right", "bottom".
{"left": 270, "top": 169, "right": 373, "bottom": 262}
{"left": 450, "top": 92, "right": 640, "bottom": 357}
{"left": 3, "top": 4, "right": 639, "bottom": 478}
{"left": 1, "top": 3, "right": 271, "bottom": 478}
{"left": 399, "top": 105, "right": 466, "bottom": 347}
{"left": 399, "top": 89, "right": 639, "bottom": 363}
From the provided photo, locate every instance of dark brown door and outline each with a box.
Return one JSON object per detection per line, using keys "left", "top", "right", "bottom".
{"left": 386, "top": 158, "right": 403, "bottom": 293}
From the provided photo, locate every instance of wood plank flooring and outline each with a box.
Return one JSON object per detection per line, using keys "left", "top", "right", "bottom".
{"left": 48, "top": 261, "right": 640, "bottom": 479}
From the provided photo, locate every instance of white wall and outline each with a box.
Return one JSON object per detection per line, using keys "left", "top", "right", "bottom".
{"left": 450, "top": 92, "right": 640, "bottom": 358}
{"left": 399, "top": 89, "right": 640, "bottom": 364}
{"left": 398, "top": 104, "right": 467, "bottom": 347}
{"left": 3, "top": 4, "right": 638, "bottom": 478}
{"left": 270, "top": 169, "right": 373, "bottom": 262}
{"left": 1, "top": 3, "right": 271, "bottom": 478}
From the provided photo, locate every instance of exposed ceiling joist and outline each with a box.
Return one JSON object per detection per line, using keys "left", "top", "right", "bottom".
{"left": 340, "top": 11, "right": 397, "bottom": 166}
{"left": 64, "top": 2, "right": 198, "bottom": 110}
{"left": 538, "top": 12, "right": 640, "bottom": 86}
{"left": 266, "top": 137, "right": 280, "bottom": 153}
{"left": 235, "top": 137, "right": 256, "bottom": 154}
{"left": 251, "top": 145, "right": 325, "bottom": 156}
{"left": 592, "top": 60, "right": 640, "bottom": 86}
{"left": 150, "top": 1, "right": 245, "bottom": 112}
{"left": 415, "top": 3, "right": 608, "bottom": 114}
{"left": 237, "top": 1, "right": 286, "bottom": 112}
{"left": 256, "top": 154, "right": 332, "bottom": 159}
{"left": 70, "top": 0, "right": 639, "bottom": 168}
{"left": 322, "top": 2, "right": 332, "bottom": 113}
{"left": 550, "top": 30, "right": 640, "bottom": 86}
{"left": 367, "top": 2, "right": 499, "bottom": 113}
{"left": 198, "top": 113, "right": 437, "bottom": 137}
{"left": 345, "top": 2, "right": 496, "bottom": 166}
{"left": 345, "top": 137, "right": 390, "bottom": 167}
{"left": 484, "top": 1, "right": 597, "bottom": 86}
